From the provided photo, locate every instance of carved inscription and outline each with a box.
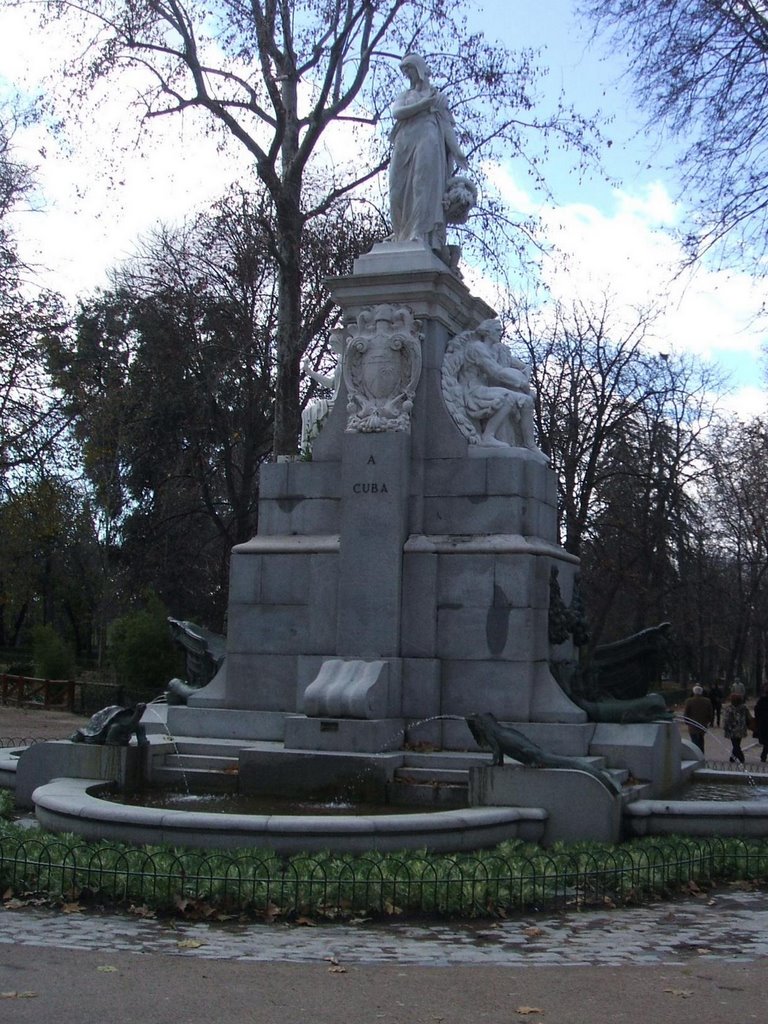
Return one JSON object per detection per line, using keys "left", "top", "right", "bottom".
{"left": 352, "top": 482, "right": 389, "bottom": 494}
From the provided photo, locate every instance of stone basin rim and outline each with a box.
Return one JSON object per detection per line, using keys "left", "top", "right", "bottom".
{"left": 30, "top": 777, "right": 547, "bottom": 853}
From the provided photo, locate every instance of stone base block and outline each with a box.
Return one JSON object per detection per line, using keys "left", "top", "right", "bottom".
{"left": 590, "top": 721, "right": 681, "bottom": 794}
{"left": 284, "top": 715, "right": 405, "bottom": 753}
{"left": 15, "top": 741, "right": 146, "bottom": 809}
{"left": 167, "top": 707, "right": 286, "bottom": 741}
{"left": 469, "top": 763, "right": 622, "bottom": 845}
{"left": 239, "top": 748, "right": 404, "bottom": 802}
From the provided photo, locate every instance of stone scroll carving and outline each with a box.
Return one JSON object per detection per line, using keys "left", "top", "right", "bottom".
{"left": 441, "top": 318, "right": 541, "bottom": 453}
{"left": 343, "top": 304, "right": 423, "bottom": 433}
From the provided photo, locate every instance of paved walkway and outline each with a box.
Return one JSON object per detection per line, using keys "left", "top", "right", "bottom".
{"left": 2, "top": 888, "right": 768, "bottom": 1023}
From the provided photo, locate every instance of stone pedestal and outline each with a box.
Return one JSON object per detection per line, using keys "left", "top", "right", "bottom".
{"left": 469, "top": 764, "right": 623, "bottom": 845}
{"left": 184, "top": 242, "right": 585, "bottom": 745}
{"left": 15, "top": 741, "right": 147, "bottom": 809}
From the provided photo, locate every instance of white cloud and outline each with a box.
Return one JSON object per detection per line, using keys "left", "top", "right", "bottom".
{"left": 718, "top": 386, "right": 767, "bottom": 419}
{"left": 488, "top": 166, "right": 768, "bottom": 375}
{"left": 544, "top": 183, "right": 768, "bottom": 363}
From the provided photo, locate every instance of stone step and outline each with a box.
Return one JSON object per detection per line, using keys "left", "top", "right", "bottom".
{"left": 620, "top": 781, "right": 654, "bottom": 805}
{"left": 151, "top": 765, "right": 239, "bottom": 794}
{"left": 388, "top": 777, "right": 468, "bottom": 810}
{"left": 161, "top": 753, "right": 239, "bottom": 771}
{"left": 394, "top": 766, "right": 469, "bottom": 785}
{"left": 402, "top": 751, "right": 488, "bottom": 770}
{"left": 156, "top": 737, "right": 264, "bottom": 757}
{"left": 396, "top": 763, "right": 629, "bottom": 792}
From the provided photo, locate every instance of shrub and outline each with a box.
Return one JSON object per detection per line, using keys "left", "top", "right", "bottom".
{"left": 31, "top": 625, "right": 75, "bottom": 680}
{"left": 107, "top": 594, "right": 182, "bottom": 701}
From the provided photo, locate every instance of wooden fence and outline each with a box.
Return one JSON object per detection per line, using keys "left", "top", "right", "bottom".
{"left": 0, "top": 674, "right": 77, "bottom": 711}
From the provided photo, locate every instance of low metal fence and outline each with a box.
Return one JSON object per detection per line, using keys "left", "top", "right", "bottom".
{"left": 1, "top": 832, "right": 766, "bottom": 919}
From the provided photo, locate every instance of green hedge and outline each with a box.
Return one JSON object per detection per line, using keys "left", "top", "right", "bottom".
{"left": 1, "top": 825, "right": 766, "bottom": 920}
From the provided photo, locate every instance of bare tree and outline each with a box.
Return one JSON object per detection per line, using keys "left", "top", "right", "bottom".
{"left": 701, "top": 418, "right": 768, "bottom": 687}
{"left": 511, "top": 292, "right": 723, "bottom": 649}
{"left": 581, "top": 0, "right": 768, "bottom": 269}
{"left": 0, "top": 117, "right": 69, "bottom": 489}
{"left": 512, "top": 294, "right": 663, "bottom": 556}
{"left": 22, "top": 0, "right": 599, "bottom": 454}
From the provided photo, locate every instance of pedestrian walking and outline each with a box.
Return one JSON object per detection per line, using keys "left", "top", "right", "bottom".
{"left": 724, "top": 692, "right": 753, "bottom": 764}
{"left": 683, "top": 685, "right": 713, "bottom": 754}
{"left": 708, "top": 682, "right": 724, "bottom": 727}
{"left": 731, "top": 679, "right": 746, "bottom": 698}
{"left": 753, "top": 686, "right": 768, "bottom": 762}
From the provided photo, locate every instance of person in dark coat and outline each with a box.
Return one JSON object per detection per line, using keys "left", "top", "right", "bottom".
{"left": 753, "top": 685, "right": 768, "bottom": 762}
{"left": 708, "top": 682, "right": 724, "bottom": 727}
{"left": 683, "top": 685, "right": 713, "bottom": 754}
{"left": 724, "top": 692, "right": 753, "bottom": 764}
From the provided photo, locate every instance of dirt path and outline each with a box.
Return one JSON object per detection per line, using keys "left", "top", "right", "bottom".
{"left": 0, "top": 704, "right": 90, "bottom": 742}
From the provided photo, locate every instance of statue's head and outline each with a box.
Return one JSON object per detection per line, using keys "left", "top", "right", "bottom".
{"left": 476, "top": 318, "right": 503, "bottom": 345}
{"left": 400, "top": 53, "right": 430, "bottom": 84}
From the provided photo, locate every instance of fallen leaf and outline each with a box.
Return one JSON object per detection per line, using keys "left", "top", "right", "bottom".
{"left": 96, "top": 966, "right": 118, "bottom": 973}
{"left": 127, "top": 904, "right": 156, "bottom": 919}
{"left": 664, "top": 989, "right": 692, "bottom": 998}
{"left": 524, "top": 927, "right": 544, "bottom": 937}
{"left": 177, "top": 939, "right": 205, "bottom": 949}
{"left": 1, "top": 991, "right": 38, "bottom": 999}
{"left": 515, "top": 1007, "right": 543, "bottom": 1015}
{"left": 262, "top": 901, "right": 282, "bottom": 923}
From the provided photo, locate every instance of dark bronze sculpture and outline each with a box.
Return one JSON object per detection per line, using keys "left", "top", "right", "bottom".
{"left": 168, "top": 617, "right": 225, "bottom": 686}
{"left": 573, "top": 692, "right": 671, "bottom": 724}
{"left": 591, "top": 622, "right": 673, "bottom": 700}
{"left": 71, "top": 704, "right": 148, "bottom": 746}
{"left": 466, "top": 712, "right": 621, "bottom": 794}
{"left": 166, "top": 618, "right": 226, "bottom": 704}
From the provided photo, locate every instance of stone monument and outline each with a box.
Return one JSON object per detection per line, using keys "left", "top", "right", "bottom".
{"left": 167, "top": 54, "right": 679, "bottom": 825}
{"left": 172, "top": 52, "right": 582, "bottom": 749}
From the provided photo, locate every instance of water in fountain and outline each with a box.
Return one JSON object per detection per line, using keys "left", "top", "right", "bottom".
{"left": 675, "top": 714, "right": 757, "bottom": 787}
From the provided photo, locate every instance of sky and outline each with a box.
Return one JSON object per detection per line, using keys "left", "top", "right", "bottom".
{"left": 1, "top": 0, "right": 767, "bottom": 418}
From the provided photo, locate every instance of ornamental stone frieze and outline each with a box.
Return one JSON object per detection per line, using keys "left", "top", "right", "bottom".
{"left": 343, "top": 303, "right": 423, "bottom": 433}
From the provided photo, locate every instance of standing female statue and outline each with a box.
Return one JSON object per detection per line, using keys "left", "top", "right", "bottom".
{"left": 389, "top": 53, "right": 469, "bottom": 253}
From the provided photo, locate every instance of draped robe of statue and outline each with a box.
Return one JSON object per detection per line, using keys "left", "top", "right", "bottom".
{"left": 389, "top": 54, "right": 466, "bottom": 252}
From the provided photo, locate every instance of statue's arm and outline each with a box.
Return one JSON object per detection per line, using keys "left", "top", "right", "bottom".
{"left": 432, "top": 90, "right": 468, "bottom": 169}
{"left": 393, "top": 90, "right": 435, "bottom": 120}
{"left": 302, "top": 360, "right": 335, "bottom": 389}
{"left": 471, "top": 345, "right": 527, "bottom": 389}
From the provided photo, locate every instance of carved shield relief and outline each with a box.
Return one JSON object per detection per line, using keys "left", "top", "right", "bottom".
{"left": 343, "top": 304, "right": 423, "bottom": 433}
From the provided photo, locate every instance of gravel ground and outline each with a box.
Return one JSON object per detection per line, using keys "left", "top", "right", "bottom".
{"left": 0, "top": 703, "right": 90, "bottom": 742}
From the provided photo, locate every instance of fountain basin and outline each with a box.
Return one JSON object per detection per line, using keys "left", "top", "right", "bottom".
{"left": 31, "top": 778, "right": 547, "bottom": 852}
{"left": 625, "top": 769, "right": 768, "bottom": 837}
